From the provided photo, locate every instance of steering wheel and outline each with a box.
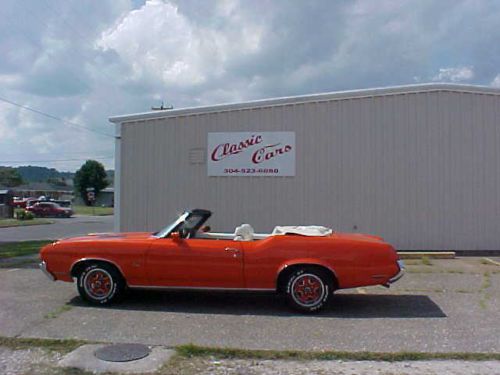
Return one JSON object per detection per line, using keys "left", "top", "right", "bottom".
{"left": 179, "top": 228, "right": 190, "bottom": 239}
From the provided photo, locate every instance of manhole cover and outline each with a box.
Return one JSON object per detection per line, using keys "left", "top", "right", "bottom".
{"left": 94, "top": 344, "right": 151, "bottom": 362}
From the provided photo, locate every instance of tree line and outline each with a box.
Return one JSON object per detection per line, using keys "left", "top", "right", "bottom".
{"left": 0, "top": 160, "right": 110, "bottom": 206}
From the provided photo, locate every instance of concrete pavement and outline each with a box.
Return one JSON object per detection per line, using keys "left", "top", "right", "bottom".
{"left": 0, "top": 258, "right": 498, "bottom": 353}
{"left": 0, "top": 215, "right": 114, "bottom": 242}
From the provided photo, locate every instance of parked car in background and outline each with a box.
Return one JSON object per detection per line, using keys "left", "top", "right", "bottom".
{"left": 25, "top": 199, "right": 39, "bottom": 208}
{"left": 52, "top": 199, "right": 72, "bottom": 208}
{"left": 27, "top": 202, "right": 73, "bottom": 218}
{"left": 12, "top": 197, "right": 28, "bottom": 208}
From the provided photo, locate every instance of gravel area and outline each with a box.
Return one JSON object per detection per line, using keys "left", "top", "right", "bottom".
{"left": 1, "top": 346, "right": 499, "bottom": 375}
{"left": 0, "top": 347, "right": 61, "bottom": 375}
{"left": 174, "top": 358, "right": 500, "bottom": 375}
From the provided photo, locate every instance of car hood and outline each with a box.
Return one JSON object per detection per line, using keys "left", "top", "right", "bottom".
{"left": 57, "top": 232, "right": 153, "bottom": 242}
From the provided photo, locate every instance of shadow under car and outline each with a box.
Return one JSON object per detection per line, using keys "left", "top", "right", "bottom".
{"left": 68, "top": 289, "right": 447, "bottom": 318}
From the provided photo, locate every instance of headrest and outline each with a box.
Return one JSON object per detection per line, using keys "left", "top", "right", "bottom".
{"left": 234, "top": 224, "right": 254, "bottom": 241}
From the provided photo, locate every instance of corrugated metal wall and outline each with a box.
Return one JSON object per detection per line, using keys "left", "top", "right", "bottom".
{"left": 119, "top": 89, "right": 500, "bottom": 250}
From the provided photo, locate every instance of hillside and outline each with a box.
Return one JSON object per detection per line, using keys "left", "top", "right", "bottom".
{"left": 0, "top": 166, "right": 114, "bottom": 188}
{"left": 16, "top": 166, "right": 74, "bottom": 182}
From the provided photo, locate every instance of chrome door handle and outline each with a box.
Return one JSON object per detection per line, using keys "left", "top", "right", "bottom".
{"left": 225, "top": 247, "right": 239, "bottom": 253}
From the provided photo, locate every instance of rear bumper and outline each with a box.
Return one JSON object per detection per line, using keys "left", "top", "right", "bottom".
{"left": 389, "top": 259, "right": 405, "bottom": 283}
{"left": 39, "top": 261, "right": 55, "bottom": 281}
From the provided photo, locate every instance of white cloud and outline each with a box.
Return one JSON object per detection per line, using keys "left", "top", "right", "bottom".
{"left": 491, "top": 74, "right": 500, "bottom": 88}
{"left": 97, "top": 0, "right": 264, "bottom": 89}
{"left": 2, "top": 0, "right": 500, "bottom": 171}
{"left": 432, "top": 66, "right": 474, "bottom": 82}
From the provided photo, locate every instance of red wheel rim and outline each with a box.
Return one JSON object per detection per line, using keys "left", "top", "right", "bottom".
{"left": 84, "top": 269, "right": 113, "bottom": 299}
{"left": 291, "top": 274, "right": 325, "bottom": 307}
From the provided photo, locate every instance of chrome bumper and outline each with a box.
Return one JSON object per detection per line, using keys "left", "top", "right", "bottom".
{"left": 389, "top": 259, "right": 405, "bottom": 283}
{"left": 39, "top": 261, "right": 55, "bottom": 281}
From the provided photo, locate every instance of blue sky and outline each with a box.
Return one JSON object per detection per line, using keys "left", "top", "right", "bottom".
{"left": 1, "top": 0, "right": 500, "bottom": 171}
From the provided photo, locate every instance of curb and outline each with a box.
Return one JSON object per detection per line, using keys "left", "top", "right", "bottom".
{"left": 398, "top": 250, "right": 500, "bottom": 257}
{"left": 398, "top": 251, "right": 455, "bottom": 259}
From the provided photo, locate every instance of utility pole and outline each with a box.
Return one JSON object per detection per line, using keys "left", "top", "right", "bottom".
{"left": 151, "top": 101, "right": 173, "bottom": 111}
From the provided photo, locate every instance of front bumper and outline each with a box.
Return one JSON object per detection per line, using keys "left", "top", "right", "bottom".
{"left": 389, "top": 259, "right": 405, "bottom": 283}
{"left": 39, "top": 261, "right": 55, "bottom": 281}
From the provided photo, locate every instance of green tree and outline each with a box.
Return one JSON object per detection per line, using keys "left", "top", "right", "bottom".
{"left": 74, "top": 160, "right": 108, "bottom": 206}
{"left": 0, "top": 167, "right": 23, "bottom": 187}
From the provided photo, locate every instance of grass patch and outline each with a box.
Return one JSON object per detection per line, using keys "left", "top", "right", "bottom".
{"left": 2, "top": 337, "right": 500, "bottom": 367}
{"left": 0, "top": 336, "right": 87, "bottom": 354}
{"left": 72, "top": 205, "right": 113, "bottom": 216}
{"left": 0, "top": 218, "right": 53, "bottom": 228}
{"left": 421, "top": 256, "right": 433, "bottom": 266}
{"left": 479, "top": 294, "right": 490, "bottom": 310}
{"left": 406, "top": 267, "right": 476, "bottom": 274}
{"left": 479, "top": 272, "right": 492, "bottom": 310}
{"left": 481, "top": 258, "right": 500, "bottom": 267}
{"left": 455, "top": 289, "right": 475, "bottom": 294}
{"left": 0, "top": 258, "right": 39, "bottom": 269}
{"left": 0, "top": 240, "right": 53, "bottom": 259}
{"left": 176, "top": 344, "right": 500, "bottom": 362}
{"left": 405, "top": 267, "right": 436, "bottom": 274}
{"left": 397, "top": 288, "right": 445, "bottom": 293}
{"left": 44, "top": 304, "right": 73, "bottom": 319}
{"left": 481, "top": 272, "right": 491, "bottom": 290}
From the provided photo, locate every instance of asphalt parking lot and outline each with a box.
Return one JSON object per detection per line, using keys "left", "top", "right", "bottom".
{"left": 0, "top": 215, "right": 114, "bottom": 242}
{"left": 0, "top": 257, "right": 498, "bottom": 353}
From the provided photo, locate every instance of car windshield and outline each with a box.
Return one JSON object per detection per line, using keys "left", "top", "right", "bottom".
{"left": 154, "top": 212, "right": 189, "bottom": 238}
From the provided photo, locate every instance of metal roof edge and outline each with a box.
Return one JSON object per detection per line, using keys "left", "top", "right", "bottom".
{"left": 109, "top": 83, "right": 500, "bottom": 124}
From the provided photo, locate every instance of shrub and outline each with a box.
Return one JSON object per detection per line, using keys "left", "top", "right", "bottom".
{"left": 16, "top": 210, "right": 35, "bottom": 221}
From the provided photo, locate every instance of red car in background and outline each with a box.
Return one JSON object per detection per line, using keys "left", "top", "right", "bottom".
{"left": 12, "top": 197, "right": 28, "bottom": 208}
{"left": 27, "top": 202, "right": 73, "bottom": 218}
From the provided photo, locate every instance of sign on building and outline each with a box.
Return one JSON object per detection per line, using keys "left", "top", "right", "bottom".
{"left": 207, "top": 132, "right": 295, "bottom": 176}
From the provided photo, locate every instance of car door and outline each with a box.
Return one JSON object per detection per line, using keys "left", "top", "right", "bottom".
{"left": 146, "top": 237, "right": 244, "bottom": 288}
{"left": 37, "top": 203, "right": 48, "bottom": 216}
{"left": 47, "top": 203, "right": 57, "bottom": 216}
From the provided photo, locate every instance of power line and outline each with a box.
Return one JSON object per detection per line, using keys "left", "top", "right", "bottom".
{"left": 0, "top": 156, "right": 114, "bottom": 163}
{"left": 0, "top": 96, "right": 115, "bottom": 138}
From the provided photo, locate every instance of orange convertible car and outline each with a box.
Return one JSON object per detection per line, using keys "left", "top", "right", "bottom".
{"left": 39, "top": 209, "right": 404, "bottom": 312}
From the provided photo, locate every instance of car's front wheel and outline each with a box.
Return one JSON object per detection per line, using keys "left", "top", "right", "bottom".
{"left": 77, "top": 263, "right": 124, "bottom": 305}
{"left": 285, "top": 267, "right": 332, "bottom": 313}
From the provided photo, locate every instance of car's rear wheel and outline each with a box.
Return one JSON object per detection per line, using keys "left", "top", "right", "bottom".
{"left": 285, "top": 267, "right": 332, "bottom": 313}
{"left": 77, "top": 263, "right": 124, "bottom": 305}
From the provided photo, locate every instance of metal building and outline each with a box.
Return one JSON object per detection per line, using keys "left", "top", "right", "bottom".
{"left": 109, "top": 84, "right": 500, "bottom": 250}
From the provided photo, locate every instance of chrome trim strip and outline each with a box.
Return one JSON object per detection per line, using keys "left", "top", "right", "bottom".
{"left": 69, "top": 258, "right": 125, "bottom": 277}
{"left": 39, "top": 261, "right": 55, "bottom": 281}
{"left": 389, "top": 260, "right": 405, "bottom": 283}
{"left": 128, "top": 285, "right": 275, "bottom": 292}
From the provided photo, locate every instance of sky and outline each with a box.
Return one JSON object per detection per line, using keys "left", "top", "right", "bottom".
{"left": 1, "top": 0, "right": 500, "bottom": 171}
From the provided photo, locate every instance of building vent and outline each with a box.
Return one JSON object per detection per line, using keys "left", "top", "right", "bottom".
{"left": 189, "top": 148, "right": 206, "bottom": 164}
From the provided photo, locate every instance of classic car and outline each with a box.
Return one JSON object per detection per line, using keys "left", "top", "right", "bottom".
{"left": 39, "top": 209, "right": 404, "bottom": 312}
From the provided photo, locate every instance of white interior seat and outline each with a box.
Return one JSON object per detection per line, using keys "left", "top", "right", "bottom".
{"left": 234, "top": 224, "right": 254, "bottom": 241}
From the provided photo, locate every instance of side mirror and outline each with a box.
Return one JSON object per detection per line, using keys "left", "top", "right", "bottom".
{"left": 171, "top": 232, "right": 182, "bottom": 241}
